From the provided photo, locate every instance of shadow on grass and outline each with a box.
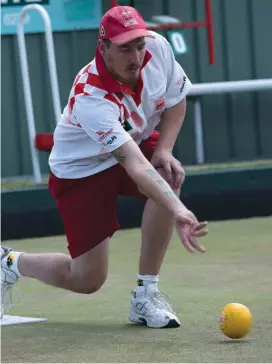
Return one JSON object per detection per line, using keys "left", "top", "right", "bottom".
{"left": 2, "top": 321, "right": 256, "bottom": 363}
{"left": 2, "top": 320, "right": 190, "bottom": 355}
{"left": 211, "top": 339, "right": 251, "bottom": 345}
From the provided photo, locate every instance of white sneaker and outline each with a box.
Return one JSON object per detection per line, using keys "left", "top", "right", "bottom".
{"left": 129, "top": 288, "right": 180, "bottom": 328}
{"left": 1, "top": 246, "right": 21, "bottom": 318}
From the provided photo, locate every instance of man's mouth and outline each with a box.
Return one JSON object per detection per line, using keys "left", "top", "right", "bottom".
{"left": 127, "top": 66, "right": 140, "bottom": 72}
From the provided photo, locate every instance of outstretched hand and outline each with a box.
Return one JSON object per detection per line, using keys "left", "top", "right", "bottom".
{"left": 175, "top": 209, "right": 209, "bottom": 253}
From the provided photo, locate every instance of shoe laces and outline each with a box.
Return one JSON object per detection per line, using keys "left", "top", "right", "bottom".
{"left": 1, "top": 283, "right": 12, "bottom": 319}
{"left": 149, "top": 291, "right": 175, "bottom": 314}
{"left": 1, "top": 275, "right": 20, "bottom": 319}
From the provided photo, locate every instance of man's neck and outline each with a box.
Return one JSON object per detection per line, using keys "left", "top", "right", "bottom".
{"left": 106, "top": 64, "right": 138, "bottom": 92}
{"left": 114, "top": 73, "right": 138, "bottom": 92}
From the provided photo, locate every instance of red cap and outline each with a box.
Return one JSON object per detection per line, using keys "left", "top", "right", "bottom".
{"left": 98, "top": 5, "right": 155, "bottom": 45}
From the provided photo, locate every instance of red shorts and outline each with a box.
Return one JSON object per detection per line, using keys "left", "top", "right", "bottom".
{"left": 48, "top": 131, "right": 159, "bottom": 258}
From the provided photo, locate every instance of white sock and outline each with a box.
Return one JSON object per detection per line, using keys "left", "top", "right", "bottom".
{"left": 3, "top": 251, "right": 24, "bottom": 278}
{"left": 136, "top": 273, "right": 159, "bottom": 293}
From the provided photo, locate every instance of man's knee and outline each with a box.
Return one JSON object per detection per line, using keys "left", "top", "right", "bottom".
{"left": 70, "top": 238, "right": 109, "bottom": 294}
{"left": 81, "top": 271, "right": 107, "bottom": 294}
{"left": 74, "top": 269, "right": 107, "bottom": 294}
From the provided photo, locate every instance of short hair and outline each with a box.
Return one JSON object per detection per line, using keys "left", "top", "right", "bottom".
{"left": 103, "top": 39, "right": 112, "bottom": 48}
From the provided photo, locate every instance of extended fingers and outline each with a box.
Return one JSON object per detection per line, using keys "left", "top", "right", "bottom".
{"left": 181, "top": 232, "right": 205, "bottom": 253}
{"left": 189, "top": 235, "right": 206, "bottom": 252}
{"left": 195, "top": 221, "right": 208, "bottom": 230}
{"left": 191, "top": 221, "right": 209, "bottom": 237}
{"left": 180, "top": 221, "right": 208, "bottom": 253}
{"left": 181, "top": 234, "right": 195, "bottom": 253}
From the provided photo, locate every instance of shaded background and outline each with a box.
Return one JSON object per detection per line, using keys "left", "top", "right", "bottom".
{"left": 2, "top": 0, "right": 272, "bottom": 178}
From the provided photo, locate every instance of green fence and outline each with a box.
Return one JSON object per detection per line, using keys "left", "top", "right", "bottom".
{"left": 1, "top": 0, "right": 272, "bottom": 178}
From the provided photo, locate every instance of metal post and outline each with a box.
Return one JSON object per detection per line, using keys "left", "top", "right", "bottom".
{"left": 17, "top": 6, "right": 42, "bottom": 184}
{"left": 205, "top": 0, "right": 215, "bottom": 65}
{"left": 17, "top": 4, "right": 61, "bottom": 184}
{"left": 193, "top": 99, "right": 205, "bottom": 164}
{"left": 39, "top": 6, "right": 62, "bottom": 125}
{"left": 110, "top": 0, "right": 118, "bottom": 7}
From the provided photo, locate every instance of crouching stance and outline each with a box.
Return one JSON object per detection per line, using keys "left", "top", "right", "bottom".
{"left": 1, "top": 5, "right": 208, "bottom": 328}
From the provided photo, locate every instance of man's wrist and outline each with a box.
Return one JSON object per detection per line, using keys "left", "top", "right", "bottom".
{"left": 173, "top": 205, "right": 188, "bottom": 218}
{"left": 165, "top": 195, "right": 188, "bottom": 217}
{"left": 154, "top": 144, "right": 173, "bottom": 154}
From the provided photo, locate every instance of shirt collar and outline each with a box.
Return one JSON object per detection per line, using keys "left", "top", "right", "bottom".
{"left": 95, "top": 47, "right": 152, "bottom": 95}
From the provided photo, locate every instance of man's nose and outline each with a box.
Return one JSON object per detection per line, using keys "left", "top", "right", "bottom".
{"left": 130, "top": 49, "right": 141, "bottom": 66}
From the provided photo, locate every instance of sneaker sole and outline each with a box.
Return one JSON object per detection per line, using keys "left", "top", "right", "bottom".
{"left": 129, "top": 315, "right": 180, "bottom": 329}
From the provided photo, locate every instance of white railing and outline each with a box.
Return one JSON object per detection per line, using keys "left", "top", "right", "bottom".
{"left": 189, "top": 79, "right": 272, "bottom": 164}
{"left": 190, "top": 79, "right": 272, "bottom": 96}
{"left": 17, "top": 6, "right": 272, "bottom": 183}
{"left": 17, "top": 4, "right": 61, "bottom": 183}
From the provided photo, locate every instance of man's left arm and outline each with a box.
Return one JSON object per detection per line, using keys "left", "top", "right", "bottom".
{"left": 151, "top": 37, "right": 192, "bottom": 189}
{"left": 156, "top": 97, "right": 186, "bottom": 153}
{"left": 151, "top": 98, "right": 186, "bottom": 189}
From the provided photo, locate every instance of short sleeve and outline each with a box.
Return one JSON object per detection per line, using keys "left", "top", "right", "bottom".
{"left": 72, "top": 95, "right": 132, "bottom": 153}
{"left": 164, "top": 40, "right": 192, "bottom": 109}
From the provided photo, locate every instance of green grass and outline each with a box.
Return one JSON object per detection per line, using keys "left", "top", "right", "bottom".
{"left": 1, "top": 217, "right": 272, "bottom": 362}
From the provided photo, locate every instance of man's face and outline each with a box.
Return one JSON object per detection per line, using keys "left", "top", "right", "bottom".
{"left": 99, "top": 37, "right": 146, "bottom": 86}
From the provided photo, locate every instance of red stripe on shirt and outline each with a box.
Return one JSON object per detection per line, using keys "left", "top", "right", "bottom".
{"left": 86, "top": 73, "right": 106, "bottom": 91}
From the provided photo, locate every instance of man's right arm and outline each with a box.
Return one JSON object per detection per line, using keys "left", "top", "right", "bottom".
{"left": 112, "top": 139, "right": 189, "bottom": 220}
{"left": 73, "top": 95, "right": 208, "bottom": 250}
{"left": 74, "top": 95, "right": 189, "bottom": 221}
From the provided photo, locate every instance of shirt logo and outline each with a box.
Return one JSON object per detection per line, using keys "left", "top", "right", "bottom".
{"left": 96, "top": 129, "right": 113, "bottom": 142}
{"left": 121, "top": 10, "right": 138, "bottom": 27}
{"left": 155, "top": 94, "right": 165, "bottom": 111}
{"left": 102, "top": 135, "right": 117, "bottom": 147}
{"left": 178, "top": 76, "right": 187, "bottom": 94}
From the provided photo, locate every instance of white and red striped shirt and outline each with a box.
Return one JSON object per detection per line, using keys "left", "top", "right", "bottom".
{"left": 49, "top": 32, "right": 192, "bottom": 178}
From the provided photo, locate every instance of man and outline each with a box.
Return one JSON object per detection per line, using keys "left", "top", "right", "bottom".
{"left": 1, "top": 5, "right": 208, "bottom": 328}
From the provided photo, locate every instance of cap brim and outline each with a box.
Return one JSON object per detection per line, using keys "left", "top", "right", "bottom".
{"left": 109, "top": 29, "right": 155, "bottom": 45}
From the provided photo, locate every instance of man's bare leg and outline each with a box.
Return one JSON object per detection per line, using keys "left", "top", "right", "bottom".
{"left": 139, "top": 182, "right": 180, "bottom": 276}
{"left": 139, "top": 197, "right": 176, "bottom": 275}
{"left": 1, "top": 239, "right": 109, "bottom": 294}
{"left": 130, "top": 184, "right": 181, "bottom": 328}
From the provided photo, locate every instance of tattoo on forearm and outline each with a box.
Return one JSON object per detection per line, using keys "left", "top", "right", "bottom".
{"left": 145, "top": 168, "right": 180, "bottom": 204}
{"left": 146, "top": 169, "right": 158, "bottom": 179}
{"left": 146, "top": 169, "right": 166, "bottom": 187}
{"left": 113, "top": 146, "right": 126, "bottom": 163}
{"left": 164, "top": 190, "right": 181, "bottom": 204}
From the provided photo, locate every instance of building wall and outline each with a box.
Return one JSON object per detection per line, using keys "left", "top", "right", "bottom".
{"left": 1, "top": 0, "right": 272, "bottom": 178}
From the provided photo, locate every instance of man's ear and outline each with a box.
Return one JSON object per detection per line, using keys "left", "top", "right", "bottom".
{"left": 98, "top": 40, "right": 106, "bottom": 56}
